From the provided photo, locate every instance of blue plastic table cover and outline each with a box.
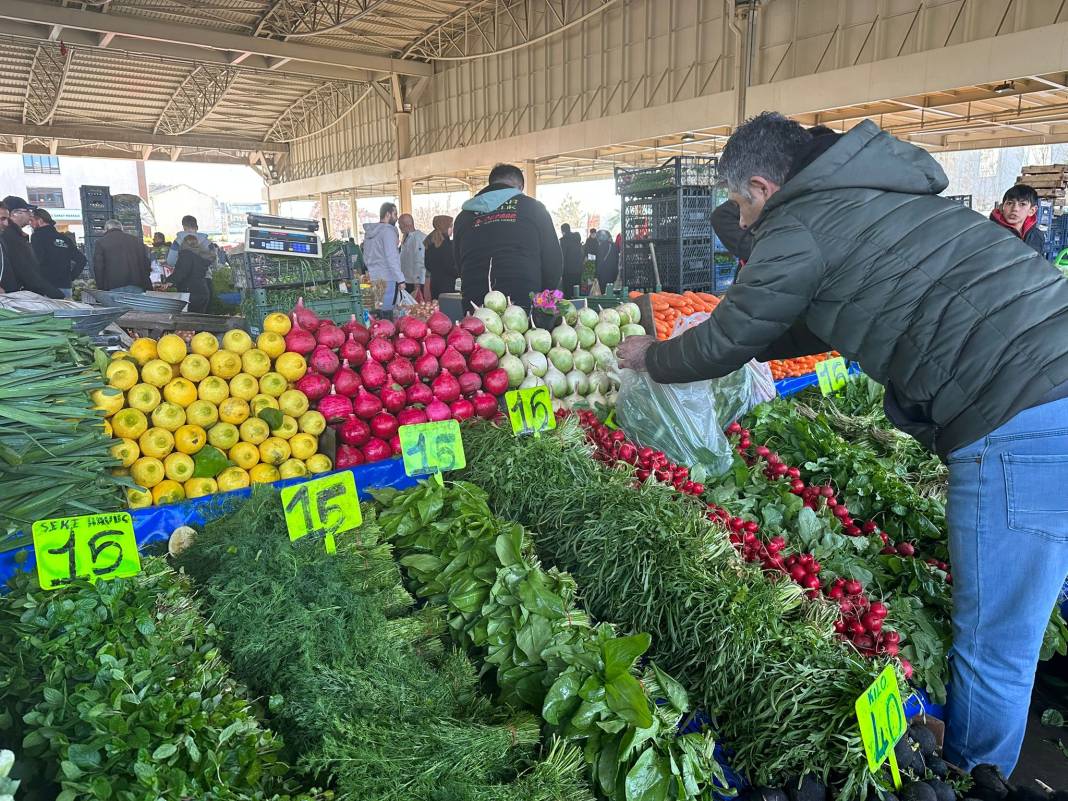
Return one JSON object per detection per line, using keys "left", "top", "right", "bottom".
{"left": 774, "top": 361, "right": 863, "bottom": 398}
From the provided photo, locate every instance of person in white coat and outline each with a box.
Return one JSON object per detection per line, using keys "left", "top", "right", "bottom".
{"left": 398, "top": 213, "right": 426, "bottom": 300}
{"left": 362, "top": 202, "right": 405, "bottom": 311}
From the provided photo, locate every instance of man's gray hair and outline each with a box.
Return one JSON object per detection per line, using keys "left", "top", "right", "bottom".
{"left": 104, "top": 219, "right": 123, "bottom": 231}
{"left": 719, "top": 112, "right": 811, "bottom": 199}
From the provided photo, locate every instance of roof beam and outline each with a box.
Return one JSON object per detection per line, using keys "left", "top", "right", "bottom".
{"left": 0, "top": 0, "right": 432, "bottom": 80}
{"left": 0, "top": 121, "right": 289, "bottom": 153}
{"left": 154, "top": 64, "right": 239, "bottom": 136}
{"left": 23, "top": 42, "right": 72, "bottom": 126}
{"left": 254, "top": 0, "right": 392, "bottom": 39}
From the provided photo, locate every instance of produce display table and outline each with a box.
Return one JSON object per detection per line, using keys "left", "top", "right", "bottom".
{"left": 774, "top": 362, "right": 862, "bottom": 398}
{"left": 116, "top": 310, "right": 247, "bottom": 337}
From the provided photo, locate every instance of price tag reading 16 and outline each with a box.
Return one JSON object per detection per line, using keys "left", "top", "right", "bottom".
{"left": 505, "top": 386, "right": 556, "bottom": 436}
{"left": 280, "top": 471, "right": 362, "bottom": 554}
{"left": 398, "top": 420, "right": 466, "bottom": 480}
{"left": 32, "top": 512, "right": 141, "bottom": 591}
{"left": 815, "top": 356, "right": 850, "bottom": 396}
{"left": 855, "top": 664, "right": 906, "bottom": 788}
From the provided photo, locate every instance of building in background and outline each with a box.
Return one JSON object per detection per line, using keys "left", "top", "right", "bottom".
{"left": 149, "top": 184, "right": 225, "bottom": 240}
{"left": 225, "top": 202, "right": 268, "bottom": 240}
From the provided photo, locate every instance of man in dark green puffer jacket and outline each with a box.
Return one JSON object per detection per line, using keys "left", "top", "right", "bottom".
{"left": 618, "top": 113, "right": 1068, "bottom": 778}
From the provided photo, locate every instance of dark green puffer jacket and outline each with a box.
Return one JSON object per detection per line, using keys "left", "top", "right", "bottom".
{"left": 645, "top": 119, "right": 1068, "bottom": 458}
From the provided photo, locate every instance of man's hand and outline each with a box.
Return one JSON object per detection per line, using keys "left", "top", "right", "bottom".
{"left": 616, "top": 334, "right": 655, "bottom": 371}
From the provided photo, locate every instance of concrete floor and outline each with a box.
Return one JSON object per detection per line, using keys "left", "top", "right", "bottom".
{"left": 1012, "top": 654, "right": 1068, "bottom": 791}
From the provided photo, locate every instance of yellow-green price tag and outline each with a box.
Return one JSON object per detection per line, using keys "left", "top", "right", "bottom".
{"left": 398, "top": 420, "right": 466, "bottom": 482}
{"left": 815, "top": 356, "right": 849, "bottom": 395}
{"left": 31, "top": 512, "right": 141, "bottom": 591}
{"left": 855, "top": 664, "right": 906, "bottom": 788}
{"left": 280, "top": 471, "right": 361, "bottom": 554}
{"left": 505, "top": 386, "right": 555, "bottom": 436}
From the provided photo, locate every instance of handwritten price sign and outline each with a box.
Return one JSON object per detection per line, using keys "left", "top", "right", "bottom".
{"left": 505, "top": 386, "right": 555, "bottom": 437}
{"left": 280, "top": 471, "right": 362, "bottom": 554}
{"left": 32, "top": 512, "right": 141, "bottom": 591}
{"left": 815, "top": 357, "right": 849, "bottom": 395}
{"left": 855, "top": 664, "right": 906, "bottom": 787}
{"left": 398, "top": 420, "right": 466, "bottom": 479}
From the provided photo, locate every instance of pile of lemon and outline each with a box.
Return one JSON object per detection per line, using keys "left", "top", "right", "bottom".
{"left": 94, "top": 314, "right": 332, "bottom": 508}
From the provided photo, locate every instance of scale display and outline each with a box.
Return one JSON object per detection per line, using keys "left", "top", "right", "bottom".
{"left": 246, "top": 226, "right": 322, "bottom": 258}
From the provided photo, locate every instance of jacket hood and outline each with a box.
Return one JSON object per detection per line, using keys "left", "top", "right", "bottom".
{"left": 462, "top": 187, "right": 522, "bottom": 213}
{"left": 765, "top": 119, "right": 949, "bottom": 216}
{"left": 363, "top": 222, "right": 395, "bottom": 240}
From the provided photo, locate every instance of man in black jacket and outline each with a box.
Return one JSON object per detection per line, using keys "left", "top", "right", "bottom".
{"left": 30, "top": 209, "right": 87, "bottom": 297}
{"left": 559, "top": 223, "right": 584, "bottom": 293}
{"left": 0, "top": 197, "right": 63, "bottom": 298}
{"left": 454, "top": 164, "right": 562, "bottom": 313}
{"left": 618, "top": 113, "right": 1068, "bottom": 778}
{"left": 93, "top": 220, "right": 151, "bottom": 292}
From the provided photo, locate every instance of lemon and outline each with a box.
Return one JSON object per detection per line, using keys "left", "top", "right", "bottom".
{"left": 298, "top": 410, "right": 326, "bottom": 436}
{"left": 184, "top": 477, "right": 218, "bottom": 499}
{"left": 229, "top": 441, "right": 261, "bottom": 470}
{"left": 229, "top": 372, "right": 259, "bottom": 402}
{"left": 152, "top": 479, "right": 186, "bottom": 506}
{"left": 263, "top": 312, "right": 292, "bottom": 336}
{"left": 274, "top": 352, "right": 307, "bottom": 382}
{"left": 151, "top": 401, "right": 186, "bottom": 432}
{"left": 209, "top": 349, "right": 242, "bottom": 379}
{"left": 258, "top": 436, "right": 291, "bottom": 466}
{"left": 278, "top": 389, "right": 309, "bottom": 418}
{"left": 174, "top": 424, "right": 207, "bottom": 455}
{"left": 218, "top": 397, "right": 250, "bottom": 425}
{"left": 138, "top": 426, "right": 175, "bottom": 459}
{"left": 141, "top": 358, "right": 174, "bottom": 388}
{"left": 190, "top": 331, "right": 220, "bottom": 357}
{"left": 198, "top": 375, "right": 229, "bottom": 404}
{"left": 304, "top": 453, "right": 332, "bottom": 474}
{"left": 163, "top": 377, "right": 198, "bottom": 407}
{"left": 110, "top": 437, "right": 139, "bottom": 468}
{"left": 289, "top": 432, "right": 318, "bottom": 460}
{"left": 90, "top": 387, "right": 124, "bottom": 417}
{"left": 127, "top": 486, "right": 153, "bottom": 509}
{"left": 217, "top": 466, "right": 251, "bottom": 492}
{"left": 241, "top": 348, "right": 272, "bottom": 378}
{"left": 110, "top": 349, "right": 131, "bottom": 360}
{"left": 207, "top": 422, "right": 240, "bottom": 450}
{"left": 126, "top": 383, "right": 161, "bottom": 413}
{"left": 112, "top": 407, "right": 148, "bottom": 440}
{"left": 239, "top": 417, "right": 271, "bottom": 445}
{"left": 249, "top": 463, "right": 280, "bottom": 484}
{"left": 105, "top": 359, "right": 139, "bottom": 391}
{"left": 102, "top": 419, "right": 113, "bottom": 437}
{"left": 179, "top": 354, "right": 211, "bottom": 383}
{"left": 128, "top": 337, "right": 158, "bottom": 366}
{"left": 271, "top": 414, "right": 299, "bottom": 440}
{"left": 131, "top": 456, "right": 165, "bottom": 489}
{"left": 163, "top": 452, "right": 195, "bottom": 483}
{"left": 250, "top": 394, "right": 279, "bottom": 416}
{"left": 222, "top": 329, "right": 253, "bottom": 355}
{"left": 258, "top": 372, "right": 288, "bottom": 397}
{"left": 257, "top": 331, "right": 286, "bottom": 359}
{"left": 186, "top": 399, "right": 219, "bottom": 429}
{"left": 279, "top": 458, "right": 308, "bottom": 480}
{"left": 156, "top": 333, "right": 188, "bottom": 364}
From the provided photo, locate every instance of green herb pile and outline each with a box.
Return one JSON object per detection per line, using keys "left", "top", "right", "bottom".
{"left": 0, "top": 558, "right": 310, "bottom": 801}
{"left": 0, "top": 311, "right": 126, "bottom": 548}
{"left": 177, "top": 486, "right": 591, "bottom": 801}
{"left": 458, "top": 418, "right": 886, "bottom": 799}
{"left": 375, "top": 479, "right": 727, "bottom": 801}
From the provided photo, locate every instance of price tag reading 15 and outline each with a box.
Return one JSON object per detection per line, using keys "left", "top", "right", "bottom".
{"left": 815, "top": 356, "right": 850, "bottom": 396}
{"left": 280, "top": 471, "right": 362, "bottom": 554}
{"left": 505, "top": 386, "right": 556, "bottom": 437}
{"left": 398, "top": 420, "right": 466, "bottom": 480}
{"left": 855, "top": 664, "right": 906, "bottom": 788}
{"left": 32, "top": 512, "right": 141, "bottom": 591}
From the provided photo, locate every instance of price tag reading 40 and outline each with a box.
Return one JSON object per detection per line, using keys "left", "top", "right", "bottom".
{"left": 32, "top": 512, "right": 141, "bottom": 591}
{"left": 280, "top": 471, "right": 362, "bottom": 554}
{"left": 815, "top": 356, "right": 850, "bottom": 396}
{"left": 398, "top": 420, "right": 466, "bottom": 480}
{"left": 505, "top": 386, "right": 556, "bottom": 437}
{"left": 855, "top": 664, "right": 907, "bottom": 788}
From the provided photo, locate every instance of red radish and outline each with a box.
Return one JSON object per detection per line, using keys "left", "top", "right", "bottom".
{"left": 472, "top": 392, "right": 499, "bottom": 420}
{"left": 483, "top": 368, "right": 508, "bottom": 396}
{"left": 316, "top": 323, "right": 345, "bottom": 349}
{"left": 360, "top": 360, "right": 388, "bottom": 390}
{"left": 431, "top": 372, "right": 461, "bottom": 403}
{"left": 415, "top": 353, "right": 440, "bottom": 380}
{"left": 844, "top": 579, "right": 863, "bottom": 596}
{"left": 367, "top": 337, "right": 395, "bottom": 363}
{"left": 458, "top": 371, "right": 481, "bottom": 395}
{"left": 899, "top": 658, "right": 913, "bottom": 680}
{"left": 394, "top": 336, "right": 422, "bottom": 360}
{"left": 468, "top": 346, "right": 498, "bottom": 375}
{"left": 380, "top": 384, "right": 407, "bottom": 414}
{"left": 370, "top": 411, "right": 399, "bottom": 440}
{"left": 363, "top": 437, "right": 392, "bottom": 463}
{"left": 296, "top": 372, "right": 330, "bottom": 401}
{"left": 333, "top": 360, "right": 361, "bottom": 397}
{"left": 446, "top": 328, "right": 475, "bottom": 355}
{"left": 460, "top": 316, "right": 486, "bottom": 336}
{"left": 406, "top": 382, "right": 433, "bottom": 406}
{"left": 339, "top": 415, "right": 371, "bottom": 446}
{"left": 390, "top": 434, "right": 402, "bottom": 456}
{"left": 353, "top": 387, "right": 383, "bottom": 420}
{"left": 396, "top": 315, "right": 428, "bottom": 340}
{"left": 285, "top": 324, "right": 316, "bottom": 355}
{"left": 426, "top": 310, "right": 452, "bottom": 336}
{"left": 387, "top": 357, "right": 417, "bottom": 387}
{"left": 318, "top": 388, "right": 353, "bottom": 422}
{"left": 292, "top": 297, "right": 320, "bottom": 331}
{"left": 861, "top": 613, "right": 883, "bottom": 633}
{"left": 423, "top": 334, "right": 447, "bottom": 358}
{"left": 868, "top": 602, "right": 888, "bottom": 619}
{"left": 440, "top": 347, "right": 466, "bottom": 376}
{"left": 450, "top": 398, "right": 475, "bottom": 421}
{"left": 370, "top": 318, "right": 395, "bottom": 339}
{"left": 426, "top": 399, "right": 452, "bottom": 422}
{"left": 335, "top": 444, "right": 364, "bottom": 468}
{"left": 398, "top": 407, "right": 428, "bottom": 426}
{"left": 896, "top": 542, "right": 916, "bottom": 557}
{"left": 310, "top": 345, "right": 340, "bottom": 376}
{"left": 340, "top": 334, "right": 367, "bottom": 366}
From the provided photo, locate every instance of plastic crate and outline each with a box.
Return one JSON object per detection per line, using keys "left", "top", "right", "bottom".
{"left": 243, "top": 293, "right": 363, "bottom": 334}
{"left": 623, "top": 243, "right": 715, "bottom": 293}
{"left": 623, "top": 193, "right": 715, "bottom": 241}
{"left": 237, "top": 250, "right": 352, "bottom": 290}
{"left": 615, "top": 156, "right": 719, "bottom": 197}
{"left": 714, "top": 263, "right": 736, "bottom": 293}
{"left": 79, "top": 185, "right": 111, "bottom": 213}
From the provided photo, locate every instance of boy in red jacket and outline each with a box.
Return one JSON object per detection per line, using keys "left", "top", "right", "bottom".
{"left": 989, "top": 184, "right": 1045, "bottom": 254}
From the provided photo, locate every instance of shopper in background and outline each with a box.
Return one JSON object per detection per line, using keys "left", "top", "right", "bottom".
{"left": 423, "top": 215, "right": 456, "bottom": 300}
{"left": 363, "top": 202, "right": 405, "bottom": 312}
{"left": 92, "top": 219, "right": 151, "bottom": 293}
{"left": 593, "top": 229, "right": 619, "bottom": 290}
{"left": 989, "top": 184, "right": 1045, "bottom": 254}
{"left": 559, "top": 223, "right": 584, "bottom": 293}
{"left": 0, "top": 196, "right": 63, "bottom": 298}
{"left": 583, "top": 227, "right": 598, "bottom": 259}
{"left": 0, "top": 202, "right": 8, "bottom": 294}
{"left": 454, "top": 163, "right": 562, "bottom": 313}
{"left": 166, "top": 215, "right": 214, "bottom": 268}
{"left": 618, "top": 112, "right": 1068, "bottom": 779}
{"left": 398, "top": 213, "right": 427, "bottom": 300}
{"left": 166, "top": 235, "right": 212, "bottom": 313}
{"left": 30, "top": 208, "right": 87, "bottom": 298}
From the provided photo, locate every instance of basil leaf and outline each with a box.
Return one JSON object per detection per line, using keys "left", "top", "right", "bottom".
{"left": 605, "top": 672, "right": 653, "bottom": 729}
{"left": 602, "top": 632, "right": 651, "bottom": 680}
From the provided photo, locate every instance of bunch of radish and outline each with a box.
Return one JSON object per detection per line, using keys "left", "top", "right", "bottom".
{"left": 283, "top": 298, "right": 506, "bottom": 468}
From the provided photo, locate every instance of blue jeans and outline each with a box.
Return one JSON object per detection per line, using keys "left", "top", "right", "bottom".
{"left": 943, "top": 397, "right": 1068, "bottom": 776}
